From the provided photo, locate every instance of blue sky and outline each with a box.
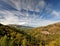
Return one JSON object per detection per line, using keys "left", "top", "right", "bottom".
{"left": 0, "top": 0, "right": 60, "bottom": 27}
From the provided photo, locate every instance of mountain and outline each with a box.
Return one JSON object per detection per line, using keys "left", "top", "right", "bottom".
{"left": 1, "top": 22, "right": 60, "bottom": 46}
{"left": 8, "top": 24, "right": 33, "bottom": 29}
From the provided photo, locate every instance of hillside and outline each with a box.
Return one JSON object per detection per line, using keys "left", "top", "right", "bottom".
{"left": 0, "top": 23, "right": 38, "bottom": 46}
{"left": 27, "top": 22, "right": 60, "bottom": 46}
{"left": 0, "top": 22, "right": 60, "bottom": 46}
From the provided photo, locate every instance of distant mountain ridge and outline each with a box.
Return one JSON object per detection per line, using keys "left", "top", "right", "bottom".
{"left": 7, "top": 24, "right": 33, "bottom": 29}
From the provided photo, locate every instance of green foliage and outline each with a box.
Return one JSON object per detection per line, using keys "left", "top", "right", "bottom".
{"left": 21, "top": 38, "right": 27, "bottom": 46}
{"left": 9, "top": 39, "right": 16, "bottom": 46}
{"left": 0, "top": 35, "right": 7, "bottom": 46}
{"left": 0, "top": 24, "right": 37, "bottom": 46}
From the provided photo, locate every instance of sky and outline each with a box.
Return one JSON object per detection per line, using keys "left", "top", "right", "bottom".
{"left": 0, "top": 0, "right": 60, "bottom": 27}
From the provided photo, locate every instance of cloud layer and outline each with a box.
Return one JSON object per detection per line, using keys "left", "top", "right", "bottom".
{"left": 0, "top": 0, "right": 60, "bottom": 27}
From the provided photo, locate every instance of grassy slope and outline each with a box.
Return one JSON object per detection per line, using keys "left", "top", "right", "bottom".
{"left": 1, "top": 22, "right": 60, "bottom": 46}
{"left": 0, "top": 24, "right": 38, "bottom": 46}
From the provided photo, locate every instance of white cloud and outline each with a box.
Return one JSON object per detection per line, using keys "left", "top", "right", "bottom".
{"left": 37, "top": 20, "right": 58, "bottom": 26}
{"left": 18, "top": 22, "right": 27, "bottom": 25}
{"left": 1, "top": 21, "right": 26, "bottom": 25}
{"left": 3, "top": 0, "right": 46, "bottom": 12}
{"left": 24, "top": 19, "right": 58, "bottom": 27}
{"left": 2, "top": 0, "right": 22, "bottom": 10}
{"left": 38, "top": 0, "right": 45, "bottom": 8}
{"left": 10, "top": 0, "right": 21, "bottom": 10}
{"left": 51, "top": 10, "right": 60, "bottom": 16}
{"left": 0, "top": 10, "right": 27, "bottom": 25}
{"left": 0, "top": 0, "right": 59, "bottom": 27}
{"left": 0, "top": 10, "right": 59, "bottom": 27}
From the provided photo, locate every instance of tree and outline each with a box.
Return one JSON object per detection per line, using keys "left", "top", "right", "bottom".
{"left": 21, "top": 38, "right": 27, "bottom": 46}
{"left": 0, "top": 35, "right": 7, "bottom": 46}
{"left": 9, "top": 38, "right": 17, "bottom": 46}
